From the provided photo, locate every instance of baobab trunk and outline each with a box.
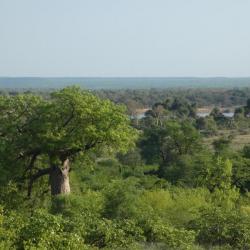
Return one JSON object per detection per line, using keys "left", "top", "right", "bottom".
{"left": 49, "top": 159, "right": 71, "bottom": 195}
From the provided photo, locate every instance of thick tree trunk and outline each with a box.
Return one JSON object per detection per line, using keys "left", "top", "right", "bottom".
{"left": 49, "top": 159, "right": 71, "bottom": 195}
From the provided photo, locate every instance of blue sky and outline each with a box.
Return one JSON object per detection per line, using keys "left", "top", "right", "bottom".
{"left": 1, "top": 0, "right": 250, "bottom": 77}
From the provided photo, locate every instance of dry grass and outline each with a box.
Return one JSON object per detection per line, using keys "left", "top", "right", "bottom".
{"left": 232, "top": 134, "right": 250, "bottom": 150}
{"left": 203, "top": 130, "right": 250, "bottom": 151}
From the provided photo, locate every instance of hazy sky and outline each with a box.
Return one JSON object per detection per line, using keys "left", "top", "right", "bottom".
{"left": 1, "top": 0, "right": 250, "bottom": 77}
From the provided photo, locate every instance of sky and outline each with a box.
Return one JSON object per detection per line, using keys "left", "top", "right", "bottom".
{"left": 0, "top": 0, "right": 250, "bottom": 77}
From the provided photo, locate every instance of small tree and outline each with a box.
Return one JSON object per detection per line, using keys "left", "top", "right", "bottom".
{"left": 140, "top": 121, "right": 201, "bottom": 179}
{"left": 212, "top": 137, "right": 232, "bottom": 155}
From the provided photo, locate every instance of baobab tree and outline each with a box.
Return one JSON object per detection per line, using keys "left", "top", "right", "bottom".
{"left": 0, "top": 87, "right": 137, "bottom": 196}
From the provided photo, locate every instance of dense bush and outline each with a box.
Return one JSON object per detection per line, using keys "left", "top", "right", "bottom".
{"left": 189, "top": 207, "right": 250, "bottom": 249}
{"left": 1, "top": 88, "right": 250, "bottom": 249}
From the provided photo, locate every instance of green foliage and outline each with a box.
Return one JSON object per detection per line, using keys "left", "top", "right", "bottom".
{"left": 2, "top": 87, "right": 250, "bottom": 249}
{"left": 102, "top": 179, "right": 140, "bottom": 219}
{"left": 145, "top": 220, "right": 196, "bottom": 250}
{"left": 231, "top": 154, "right": 250, "bottom": 191}
{"left": 198, "top": 158, "right": 232, "bottom": 190}
{"left": 140, "top": 120, "right": 201, "bottom": 168}
{"left": 0, "top": 182, "right": 25, "bottom": 210}
{"left": 0, "top": 86, "right": 137, "bottom": 197}
{"left": 18, "top": 210, "right": 86, "bottom": 250}
{"left": 159, "top": 121, "right": 202, "bottom": 182}
{"left": 243, "top": 144, "right": 250, "bottom": 159}
{"left": 196, "top": 116, "right": 218, "bottom": 135}
{"left": 0, "top": 209, "right": 26, "bottom": 250}
{"left": 196, "top": 157, "right": 240, "bottom": 207}
{"left": 136, "top": 188, "right": 211, "bottom": 227}
{"left": 51, "top": 192, "right": 104, "bottom": 218}
{"left": 117, "top": 148, "right": 143, "bottom": 167}
{"left": 213, "top": 137, "right": 232, "bottom": 155}
{"left": 84, "top": 218, "right": 145, "bottom": 249}
{"left": 190, "top": 207, "right": 250, "bottom": 249}
{"left": 79, "top": 87, "right": 250, "bottom": 109}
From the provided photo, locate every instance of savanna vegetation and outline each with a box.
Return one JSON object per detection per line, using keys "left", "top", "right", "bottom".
{"left": 1, "top": 86, "right": 250, "bottom": 249}
{"left": 2, "top": 87, "right": 250, "bottom": 109}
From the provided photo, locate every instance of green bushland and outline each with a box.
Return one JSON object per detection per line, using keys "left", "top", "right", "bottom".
{"left": 1, "top": 87, "right": 250, "bottom": 249}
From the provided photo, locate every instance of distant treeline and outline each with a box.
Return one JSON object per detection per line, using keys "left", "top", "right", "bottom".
{"left": 96, "top": 88, "right": 250, "bottom": 108}
{"left": 1, "top": 87, "right": 250, "bottom": 108}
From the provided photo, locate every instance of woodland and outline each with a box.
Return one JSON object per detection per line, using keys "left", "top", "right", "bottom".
{"left": 1, "top": 86, "right": 250, "bottom": 249}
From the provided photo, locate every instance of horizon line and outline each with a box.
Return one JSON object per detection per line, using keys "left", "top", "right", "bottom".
{"left": 1, "top": 76, "right": 250, "bottom": 79}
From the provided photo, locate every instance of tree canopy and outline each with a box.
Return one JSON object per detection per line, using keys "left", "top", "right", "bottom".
{"left": 0, "top": 87, "right": 137, "bottom": 196}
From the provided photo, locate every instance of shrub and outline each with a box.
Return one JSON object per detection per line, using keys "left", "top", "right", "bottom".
{"left": 85, "top": 218, "right": 145, "bottom": 249}
{"left": 144, "top": 219, "right": 196, "bottom": 250}
{"left": 18, "top": 210, "right": 88, "bottom": 250}
{"left": 51, "top": 192, "right": 104, "bottom": 218}
{"left": 189, "top": 207, "right": 250, "bottom": 249}
{"left": 102, "top": 179, "right": 140, "bottom": 219}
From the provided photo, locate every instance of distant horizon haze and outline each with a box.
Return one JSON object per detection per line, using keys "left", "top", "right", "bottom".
{"left": 0, "top": 77, "right": 250, "bottom": 89}
{"left": 1, "top": 76, "right": 250, "bottom": 78}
